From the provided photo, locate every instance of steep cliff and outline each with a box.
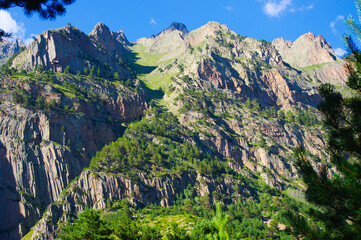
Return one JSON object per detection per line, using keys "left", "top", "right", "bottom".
{"left": 0, "top": 72, "right": 147, "bottom": 239}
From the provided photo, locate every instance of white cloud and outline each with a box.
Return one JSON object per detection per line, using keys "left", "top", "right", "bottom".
{"left": 293, "top": 3, "right": 314, "bottom": 12}
{"left": 263, "top": 0, "right": 292, "bottom": 17}
{"left": 149, "top": 18, "right": 157, "bottom": 25}
{"left": 0, "top": 10, "right": 26, "bottom": 40}
{"left": 24, "top": 34, "right": 36, "bottom": 45}
{"left": 225, "top": 5, "right": 233, "bottom": 12}
{"left": 330, "top": 15, "right": 345, "bottom": 34}
{"left": 263, "top": 1, "right": 314, "bottom": 17}
{"left": 306, "top": 4, "right": 314, "bottom": 10}
{"left": 334, "top": 48, "right": 347, "bottom": 58}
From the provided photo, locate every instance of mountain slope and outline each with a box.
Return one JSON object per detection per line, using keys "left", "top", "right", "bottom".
{"left": 0, "top": 21, "right": 349, "bottom": 239}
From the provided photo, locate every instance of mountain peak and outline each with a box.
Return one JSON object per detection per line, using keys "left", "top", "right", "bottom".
{"left": 302, "top": 32, "right": 316, "bottom": 41}
{"left": 89, "top": 22, "right": 112, "bottom": 37}
{"left": 154, "top": 22, "right": 188, "bottom": 38}
{"left": 168, "top": 22, "right": 188, "bottom": 34}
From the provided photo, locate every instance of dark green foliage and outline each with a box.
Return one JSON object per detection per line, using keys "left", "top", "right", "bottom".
{"left": 12, "top": 87, "right": 62, "bottom": 111}
{"left": 113, "top": 72, "right": 121, "bottom": 80}
{"left": 89, "top": 66, "right": 96, "bottom": 77}
{"left": 60, "top": 208, "right": 162, "bottom": 240}
{"left": 177, "top": 88, "right": 233, "bottom": 117}
{"left": 35, "top": 95, "right": 45, "bottom": 108}
{"left": 0, "top": 0, "right": 76, "bottom": 20}
{"left": 35, "top": 64, "right": 45, "bottom": 73}
{"left": 63, "top": 65, "right": 71, "bottom": 74}
{"left": 59, "top": 208, "right": 112, "bottom": 240}
{"left": 178, "top": 64, "right": 184, "bottom": 73}
{"left": 166, "top": 223, "right": 191, "bottom": 240}
{"left": 89, "top": 109, "right": 233, "bottom": 178}
{"left": 189, "top": 220, "right": 217, "bottom": 240}
{"left": 139, "top": 226, "right": 162, "bottom": 240}
{"left": 112, "top": 215, "right": 144, "bottom": 240}
{"left": 0, "top": 29, "right": 11, "bottom": 41}
{"left": 286, "top": 3, "right": 361, "bottom": 238}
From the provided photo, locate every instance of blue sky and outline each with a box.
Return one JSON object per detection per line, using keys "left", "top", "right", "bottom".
{"left": 0, "top": 0, "right": 358, "bottom": 57}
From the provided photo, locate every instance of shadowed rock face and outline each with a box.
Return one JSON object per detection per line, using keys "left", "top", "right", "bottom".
{"left": 0, "top": 75, "right": 147, "bottom": 239}
{"left": 272, "top": 32, "right": 338, "bottom": 67}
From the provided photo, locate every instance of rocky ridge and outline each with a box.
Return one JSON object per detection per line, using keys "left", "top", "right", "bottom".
{"left": 10, "top": 24, "right": 131, "bottom": 79}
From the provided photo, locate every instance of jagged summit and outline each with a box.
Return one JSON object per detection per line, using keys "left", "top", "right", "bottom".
{"left": 273, "top": 32, "right": 338, "bottom": 67}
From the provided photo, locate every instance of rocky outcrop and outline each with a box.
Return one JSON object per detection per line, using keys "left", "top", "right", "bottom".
{"left": 0, "top": 39, "right": 26, "bottom": 65}
{"left": 29, "top": 169, "right": 248, "bottom": 239}
{"left": 11, "top": 24, "right": 130, "bottom": 79}
{"left": 272, "top": 32, "right": 338, "bottom": 67}
{"left": 302, "top": 60, "right": 348, "bottom": 84}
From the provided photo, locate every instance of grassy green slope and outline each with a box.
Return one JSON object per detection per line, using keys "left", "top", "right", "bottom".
{"left": 129, "top": 44, "right": 176, "bottom": 91}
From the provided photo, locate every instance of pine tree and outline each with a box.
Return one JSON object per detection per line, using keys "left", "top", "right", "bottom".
{"left": 286, "top": 1, "right": 361, "bottom": 239}
{"left": 59, "top": 208, "right": 112, "bottom": 240}
{"left": 208, "top": 203, "right": 230, "bottom": 240}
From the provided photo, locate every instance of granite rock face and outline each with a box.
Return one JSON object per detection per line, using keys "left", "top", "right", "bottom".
{"left": 0, "top": 75, "right": 147, "bottom": 239}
